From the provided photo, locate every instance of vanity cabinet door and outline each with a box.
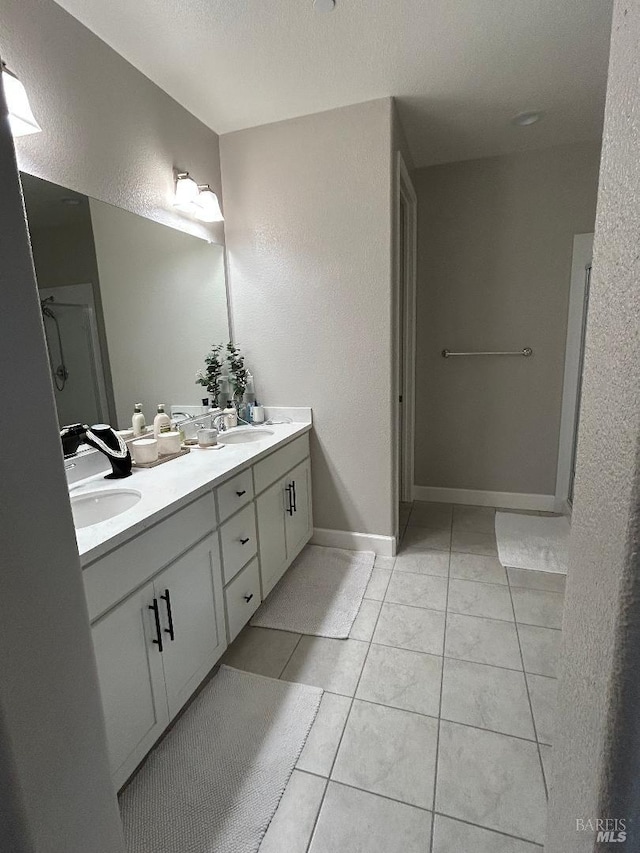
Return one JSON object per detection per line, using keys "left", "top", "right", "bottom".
{"left": 285, "top": 458, "right": 313, "bottom": 564}
{"left": 154, "top": 535, "right": 226, "bottom": 719}
{"left": 91, "top": 581, "right": 169, "bottom": 790}
{"left": 256, "top": 478, "right": 288, "bottom": 598}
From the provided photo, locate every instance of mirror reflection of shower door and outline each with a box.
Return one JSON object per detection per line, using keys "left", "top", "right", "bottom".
{"left": 568, "top": 264, "right": 592, "bottom": 506}
{"left": 39, "top": 284, "right": 108, "bottom": 427}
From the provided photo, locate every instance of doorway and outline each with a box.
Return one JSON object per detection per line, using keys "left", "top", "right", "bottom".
{"left": 394, "top": 153, "right": 417, "bottom": 538}
{"left": 555, "top": 233, "right": 594, "bottom": 510}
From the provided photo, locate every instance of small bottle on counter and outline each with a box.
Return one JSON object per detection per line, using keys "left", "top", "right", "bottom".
{"left": 252, "top": 402, "right": 265, "bottom": 424}
{"left": 132, "top": 403, "right": 146, "bottom": 437}
{"left": 153, "top": 403, "right": 171, "bottom": 437}
{"left": 223, "top": 401, "right": 237, "bottom": 429}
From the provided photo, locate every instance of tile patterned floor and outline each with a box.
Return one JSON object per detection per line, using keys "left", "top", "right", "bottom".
{"left": 220, "top": 501, "right": 566, "bottom": 852}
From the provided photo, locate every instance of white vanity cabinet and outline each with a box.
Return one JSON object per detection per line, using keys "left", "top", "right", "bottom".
{"left": 255, "top": 437, "right": 313, "bottom": 597}
{"left": 84, "top": 494, "right": 226, "bottom": 789}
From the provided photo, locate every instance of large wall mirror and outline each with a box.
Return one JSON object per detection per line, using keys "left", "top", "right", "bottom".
{"left": 20, "top": 173, "right": 229, "bottom": 431}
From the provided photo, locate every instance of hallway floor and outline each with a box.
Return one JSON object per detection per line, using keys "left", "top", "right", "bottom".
{"left": 221, "top": 501, "right": 565, "bottom": 852}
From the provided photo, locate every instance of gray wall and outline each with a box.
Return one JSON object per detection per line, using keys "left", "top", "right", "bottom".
{"left": 413, "top": 143, "right": 601, "bottom": 498}
{"left": 0, "top": 0, "right": 224, "bottom": 244}
{"left": 546, "top": 2, "right": 640, "bottom": 849}
{"left": 0, "top": 73, "right": 125, "bottom": 853}
{"left": 221, "top": 99, "right": 395, "bottom": 537}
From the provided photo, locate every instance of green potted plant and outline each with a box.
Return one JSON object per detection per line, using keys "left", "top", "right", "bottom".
{"left": 226, "top": 341, "right": 249, "bottom": 408}
{"left": 195, "top": 343, "right": 224, "bottom": 405}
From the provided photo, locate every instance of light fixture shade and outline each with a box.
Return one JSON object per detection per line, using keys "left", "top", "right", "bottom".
{"left": 173, "top": 172, "right": 199, "bottom": 211}
{"left": 194, "top": 186, "right": 224, "bottom": 222}
{"left": 1, "top": 65, "right": 41, "bottom": 137}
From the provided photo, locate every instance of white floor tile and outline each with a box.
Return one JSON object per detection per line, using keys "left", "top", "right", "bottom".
{"left": 394, "top": 550, "right": 450, "bottom": 577}
{"left": 297, "top": 692, "right": 352, "bottom": 777}
{"left": 452, "top": 504, "right": 496, "bottom": 534}
{"left": 409, "top": 501, "right": 452, "bottom": 528}
{"left": 356, "top": 644, "right": 442, "bottom": 717}
{"left": 373, "top": 602, "right": 446, "bottom": 655}
{"left": 259, "top": 770, "right": 325, "bottom": 853}
{"left": 527, "top": 673, "right": 558, "bottom": 745}
{"left": 518, "top": 625, "right": 562, "bottom": 677}
{"left": 332, "top": 699, "right": 438, "bottom": 809}
{"left": 445, "top": 613, "right": 522, "bottom": 669}
{"left": 432, "top": 814, "right": 543, "bottom": 852}
{"left": 281, "top": 636, "right": 368, "bottom": 696}
{"left": 441, "top": 657, "right": 535, "bottom": 739}
{"left": 220, "top": 626, "right": 300, "bottom": 678}
{"left": 364, "top": 567, "right": 392, "bottom": 601}
{"left": 447, "top": 578, "right": 513, "bottom": 621}
{"left": 401, "top": 525, "right": 451, "bottom": 553}
{"left": 507, "top": 567, "right": 566, "bottom": 593}
{"left": 385, "top": 572, "right": 448, "bottom": 611}
{"left": 349, "top": 598, "right": 382, "bottom": 641}
{"left": 309, "top": 782, "right": 432, "bottom": 853}
{"left": 451, "top": 529, "right": 498, "bottom": 557}
{"left": 450, "top": 553, "right": 507, "bottom": 585}
{"left": 436, "top": 721, "right": 547, "bottom": 843}
{"left": 511, "top": 588, "right": 564, "bottom": 629}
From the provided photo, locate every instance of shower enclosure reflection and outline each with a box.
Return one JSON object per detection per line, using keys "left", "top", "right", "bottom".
{"left": 21, "top": 173, "right": 229, "bottom": 430}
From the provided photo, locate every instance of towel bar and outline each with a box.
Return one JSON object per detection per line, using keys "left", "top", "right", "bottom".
{"left": 441, "top": 347, "right": 533, "bottom": 358}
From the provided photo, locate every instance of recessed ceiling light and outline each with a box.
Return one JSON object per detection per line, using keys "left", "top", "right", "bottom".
{"left": 512, "top": 111, "right": 543, "bottom": 127}
{"left": 313, "top": 0, "right": 336, "bottom": 12}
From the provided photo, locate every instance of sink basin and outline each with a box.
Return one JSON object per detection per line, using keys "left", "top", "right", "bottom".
{"left": 217, "top": 427, "right": 274, "bottom": 445}
{"left": 70, "top": 488, "right": 142, "bottom": 529}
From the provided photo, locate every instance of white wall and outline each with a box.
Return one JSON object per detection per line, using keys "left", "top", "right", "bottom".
{"left": 0, "top": 72, "right": 125, "bottom": 853}
{"left": 89, "top": 199, "right": 228, "bottom": 428}
{"left": 0, "top": 0, "right": 224, "bottom": 244}
{"left": 412, "top": 143, "right": 601, "bottom": 500}
{"left": 221, "top": 99, "right": 395, "bottom": 538}
{"left": 546, "top": 2, "right": 640, "bottom": 848}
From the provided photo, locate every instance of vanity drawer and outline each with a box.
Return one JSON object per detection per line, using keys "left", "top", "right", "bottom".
{"left": 84, "top": 492, "right": 216, "bottom": 622}
{"left": 224, "top": 557, "right": 260, "bottom": 643}
{"left": 253, "top": 433, "right": 310, "bottom": 494}
{"left": 216, "top": 469, "right": 254, "bottom": 523}
{"left": 220, "top": 503, "right": 257, "bottom": 584}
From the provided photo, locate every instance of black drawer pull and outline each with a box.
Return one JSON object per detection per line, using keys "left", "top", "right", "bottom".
{"left": 148, "top": 599, "right": 163, "bottom": 653}
{"left": 240, "top": 537, "right": 250, "bottom": 545}
{"left": 244, "top": 593, "right": 254, "bottom": 603}
{"left": 236, "top": 490, "right": 246, "bottom": 497}
{"left": 161, "top": 589, "right": 175, "bottom": 641}
{"left": 285, "top": 483, "right": 294, "bottom": 516}
{"left": 291, "top": 480, "right": 297, "bottom": 513}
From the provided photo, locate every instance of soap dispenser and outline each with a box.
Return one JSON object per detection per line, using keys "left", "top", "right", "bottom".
{"left": 153, "top": 404, "right": 171, "bottom": 437}
{"left": 132, "top": 403, "right": 146, "bottom": 437}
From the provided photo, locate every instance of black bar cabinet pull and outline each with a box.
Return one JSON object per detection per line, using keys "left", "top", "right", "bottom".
{"left": 236, "top": 490, "right": 246, "bottom": 497}
{"left": 240, "top": 537, "right": 250, "bottom": 545}
{"left": 285, "top": 484, "right": 294, "bottom": 515}
{"left": 244, "top": 593, "right": 254, "bottom": 603}
{"left": 161, "top": 589, "right": 175, "bottom": 641}
{"left": 291, "top": 480, "right": 297, "bottom": 513}
{"left": 148, "top": 599, "right": 163, "bottom": 653}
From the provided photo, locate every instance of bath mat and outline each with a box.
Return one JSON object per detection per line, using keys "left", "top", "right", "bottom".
{"left": 120, "top": 666, "right": 322, "bottom": 853}
{"left": 495, "top": 512, "right": 570, "bottom": 574}
{"left": 251, "top": 544, "right": 375, "bottom": 638}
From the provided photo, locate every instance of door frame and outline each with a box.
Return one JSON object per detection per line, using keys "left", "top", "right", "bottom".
{"left": 393, "top": 152, "right": 418, "bottom": 532}
{"left": 555, "top": 233, "right": 594, "bottom": 511}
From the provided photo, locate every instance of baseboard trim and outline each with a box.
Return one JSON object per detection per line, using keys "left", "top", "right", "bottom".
{"left": 412, "top": 485, "right": 557, "bottom": 513}
{"left": 311, "top": 527, "right": 397, "bottom": 557}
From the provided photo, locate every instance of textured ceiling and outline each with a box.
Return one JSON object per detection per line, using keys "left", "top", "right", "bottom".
{"left": 52, "top": 0, "right": 612, "bottom": 167}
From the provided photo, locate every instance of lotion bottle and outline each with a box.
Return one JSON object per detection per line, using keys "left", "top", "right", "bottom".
{"left": 153, "top": 403, "right": 171, "bottom": 437}
{"left": 132, "top": 403, "right": 146, "bottom": 437}
{"left": 223, "top": 401, "right": 237, "bottom": 429}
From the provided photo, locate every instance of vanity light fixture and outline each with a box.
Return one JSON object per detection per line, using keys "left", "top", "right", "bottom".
{"left": 1, "top": 63, "right": 42, "bottom": 138}
{"left": 173, "top": 171, "right": 199, "bottom": 211}
{"left": 194, "top": 185, "right": 224, "bottom": 222}
{"left": 173, "top": 171, "right": 224, "bottom": 221}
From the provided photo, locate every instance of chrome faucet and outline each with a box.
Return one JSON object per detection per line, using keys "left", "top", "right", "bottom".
{"left": 212, "top": 413, "right": 228, "bottom": 432}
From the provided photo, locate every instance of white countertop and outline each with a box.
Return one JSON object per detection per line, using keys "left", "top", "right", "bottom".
{"left": 71, "top": 414, "right": 311, "bottom": 567}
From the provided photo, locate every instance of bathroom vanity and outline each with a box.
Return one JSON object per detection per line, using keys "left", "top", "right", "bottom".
{"left": 75, "top": 416, "right": 312, "bottom": 789}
